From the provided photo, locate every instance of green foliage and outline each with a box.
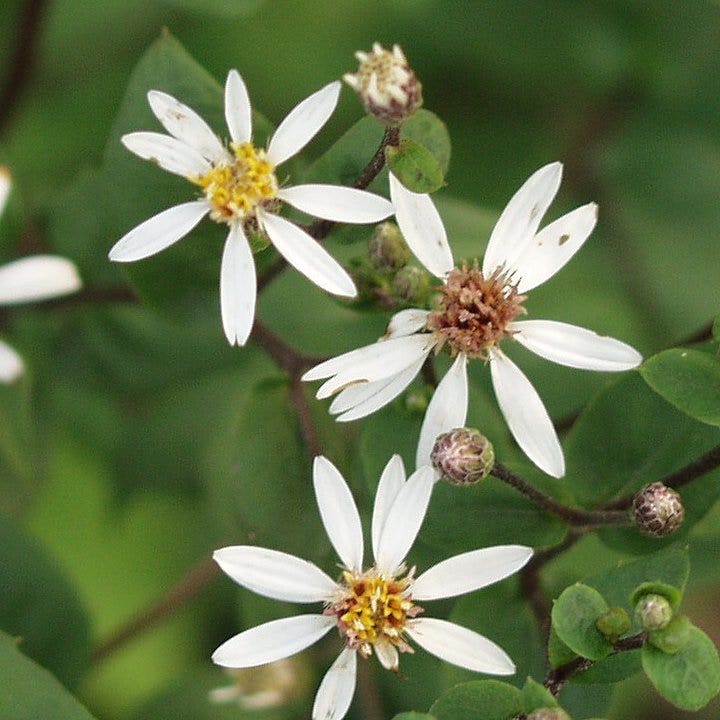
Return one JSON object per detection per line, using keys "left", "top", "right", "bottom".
{"left": 520, "top": 677, "right": 560, "bottom": 712}
{"left": 392, "top": 714, "right": 437, "bottom": 720}
{"left": 386, "top": 139, "right": 444, "bottom": 193}
{"left": 430, "top": 680, "right": 521, "bottom": 720}
{"left": 551, "top": 584, "right": 613, "bottom": 661}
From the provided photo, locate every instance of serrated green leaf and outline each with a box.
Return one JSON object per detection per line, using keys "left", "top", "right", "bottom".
{"left": 386, "top": 139, "right": 444, "bottom": 193}
{"left": 430, "top": 680, "right": 521, "bottom": 720}
{"left": 642, "top": 626, "right": 720, "bottom": 710}
{"left": 551, "top": 584, "right": 613, "bottom": 661}
{"left": 521, "top": 677, "right": 558, "bottom": 712}
{"left": 640, "top": 348, "right": 720, "bottom": 426}
{"left": 0, "top": 631, "right": 98, "bottom": 720}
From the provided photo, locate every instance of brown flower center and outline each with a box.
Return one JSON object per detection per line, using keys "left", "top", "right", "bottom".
{"left": 426, "top": 262, "right": 527, "bottom": 360}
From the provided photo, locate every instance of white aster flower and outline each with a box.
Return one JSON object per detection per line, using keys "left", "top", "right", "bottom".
{"left": 109, "top": 70, "right": 394, "bottom": 346}
{"left": 213, "top": 455, "right": 532, "bottom": 720}
{"left": 303, "top": 163, "right": 643, "bottom": 478}
{"left": 0, "top": 168, "right": 82, "bottom": 382}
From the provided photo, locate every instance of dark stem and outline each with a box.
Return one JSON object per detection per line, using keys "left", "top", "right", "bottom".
{"left": 250, "top": 320, "right": 324, "bottom": 376}
{"left": 289, "top": 376, "right": 321, "bottom": 458}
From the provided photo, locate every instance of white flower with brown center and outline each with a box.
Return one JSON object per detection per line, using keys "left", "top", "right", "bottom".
{"left": 109, "top": 70, "right": 394, "bottom": 346}
{"left": 212, "top": 455, "right": 532, "bottom": 720}
{"left": 0, "top": 168, "right": 82, "bottom": 382}
{"left": 303, "top": 163, "right": 643, "bottom": 478}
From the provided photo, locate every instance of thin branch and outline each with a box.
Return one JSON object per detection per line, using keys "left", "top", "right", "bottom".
{"left": 289, "top": 376, "right": 321, "bottom": 458}
{"left": 250, "top": 320, "right": 324, "bottom": 375}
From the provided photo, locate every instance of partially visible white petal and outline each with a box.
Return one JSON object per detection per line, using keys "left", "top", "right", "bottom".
{"left": 512, "top": 203, "right": 598, "bottom": 292}
{"left": 406, "top": 617, "right": 515, "bottom": 675}
{"left": 121, "top": 132, "right": 210, "bottom": 178}
{"left": 332, "top": 356, "right": 425, "bottom": 422}
{"left": 389, "top": 172, "right": 454, "bottom": 278}
{"left": 0, "top": 256, "right": 82, "bottom": 304}
{"left": 278, "top": 185, "right": 393, "bottom": 223}
{"left": 412, "top": 545, "right": 534, "bottom": 601}
{"left": 108, "top": 200, "right": 208, "bottom": 262}
{"left": 415, "top": 353, "right": 468, "bottom": 470}
{"left": 267, "top": 81, "right": 341, "bottom": 167}
{"left": 0, "top": 166, "right": 11, "bottom": 216}
{"left": 0, "top": 339, "right": 23, "bottom": 383}
{"left": 313, "top": 456, "right": 363, "bottom": 573}
{"left": 512, "top": 320, "right": 642, "bottom": 371}
{"left": 371, "top": 455, "right": 406, "bottom": 565}
{"left": 489, "top": 350, "right": 564, "bottom": 478}
{"left": 212, "top": 614, "right": 334, "bottom": 668}
{"left": 385, "top": 308, "right": 430, "bottom": 338}
{"left": 315, "top": 335, "right": 432, "bottom": 399}
{"left": 482, "top": 162, "right": 562, "bottom": 277}
{"left": 374, "top": 642, "right": 399, "bottom": 671}
{"left": 375, "top": 465, "right": 435, "bottom": 576}
{"left": 312, "top": 648, "right": 357, "bottom": 720}
{"left": 260, "top": 211, "right": 356, "bottom": 298}
{"left": 220, "top": 225, "right": 256, "bottom": 346}
{"left": 213, "top": 546, "right": 337, "bottom": 603}
{"left": 225, "top": 69, "right": 252, "bottom": 144}
{"left": 147, "top": 90, "right": 227, "bottom": 164}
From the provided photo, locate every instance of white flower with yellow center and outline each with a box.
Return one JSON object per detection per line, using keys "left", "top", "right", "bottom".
{"left": 108, "top": 70, "right": 394, "bottom": 346}
{"left": 213, "top": 455, "right": 533, "bottom": 720}
{"left": 0, "top": 168, "right": 82, "bottom": 382}
{"left": 303, "top": 163, "right": 643, "bottom": 478}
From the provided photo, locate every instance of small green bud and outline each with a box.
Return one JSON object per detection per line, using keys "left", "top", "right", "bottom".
{"left": 368, "top": 222, "right": 411, "bottom": 272}
{"left": 391, "top": 265, "right": 431, "bottom": 304}
{"left": 635, "top": 593, "right": 673, "bottom": 631}
{"left": 632, "top": 481, "right": 684, "bottom": 537}
{"left": 526, "top": 709, "right": 571, "bottom": 720}
{"left": 648, "top": 614, "right": 694, "bottom": 654}
{"left": 430, "top": 428, "right": 495, "bottom": 486}
{"left": 596, "top": 607, "right": 631, "bottom": 642}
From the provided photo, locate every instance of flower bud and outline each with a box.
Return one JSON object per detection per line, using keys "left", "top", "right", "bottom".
{"left": 596, "top": 607, "right": 631, "bottom": 642}
{"left": 344, "top": 43, "right": 423, "bottom": 125}
{"left": 527, "top": 709, "right": 571, "bottom": 720}
{"left": 632, "top": 482, "right": 684, "bottom": 537}
{"left": 391, "top": 265, "right": 431, "bottom": 305}
{"left": 368, "top": 222, "right": 411, "bottom": 271}
{"left": 635, "top": 593, "right": 673, "bottom": 631}
{"left": 431, "top": 428, "right": 495, "bottom": 486}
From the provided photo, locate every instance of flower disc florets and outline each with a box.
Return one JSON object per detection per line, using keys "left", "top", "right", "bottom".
{"left": 325, "top": 568, "right": 422, "bottom": 659}
{"left": 193, "top": 142, "right": 278, "bottom": 224}
{"left": 426, "top": 262, "right": 527, "bottom": 360}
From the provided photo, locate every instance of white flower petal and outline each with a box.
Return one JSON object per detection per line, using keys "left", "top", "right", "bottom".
{"left": 415, "top": 353, "right": 468, "bottom": 469}
{"left": 512, "top": 203, "right": 598, "bottom": 292}
{"left": 0, "top": 339, "right": 23, "bottom": 383}
{"left": 220, "top": 225, "right": 256, "bottom": 346}
{"left": 267, "top": 81, "right": 341, "bottom": 167}
{"left": 389, "top": 172, "right": 454, "bottom": 278}
{"left": 312, "top": 648, "right": 357, "bottom": 720}
{"left": 313, "top": 456, "right": 363, "bottom": 573}
{"left": 0, "top": 166, "right": 11, "bottom": 216}
{"left": 371, "top": 455, "right": 406, "bottom": 565}
{"left": 412, "top": 545, "right": 534, "bottom": 601}
{"left": 225, "top": 69, "right": 252, "bottom": 144}
{"left": 0, "top": 256, "right": 82, "bottom": 305}
{"left": 512, "top": 320, "right": 643, "bottom": 371}
{"left": 213, "top": 546, "right": 337, "bottom": 603}
{"left": 482, "top": 162, "right": 562, "bottom": 277}
{"left": 406, "top": 617, "right": 515, "bottom": 675}
{"left": 374, "top": 642, "right": 399, "bottom": 671}
{"left": 489, "top": 349, "right": 565, "bottom": 478}
{"left": 375, "top": 465, "right": 435, "bottom": 576}
{"left": 147, "top": 90, "right": 226, "bottom": 164}
{"left": 385, "top": 308, "right": 430, "bottom": 338}
{"left": 108, "top": 200, "right": 208, "bottom": 262}
{"left": 121, "top": 132, "right": 210, "bottom": 178}
{"left": 314, "top": 335, "right": 432, "bottom": 399}
{"left": 278, "top": 185, "right": 393, "bottom": 223}
{"left": 212, "top": 614, "right": 335, "bottom": 668}
{"left": 260, "top": 211, "right": 356, "bottom": 298}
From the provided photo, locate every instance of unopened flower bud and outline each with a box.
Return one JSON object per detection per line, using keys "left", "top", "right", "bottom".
{"left": 635, "top": 593, "right": 673, "bottom": 631}
{"left": 344, "top": 43, "right": 423, "bottom": 125}
{"left": 392, "top": 265, "right": 430, "bottom": 304}
{"left": 596, "top": 607, "right": 631, "bottom": 642}
{"left": 431, "top": 428, "right": 495, "bottom": 486}
{"left": 368, "top": 222, "right": 411, "bottom": 271}
{"left": 527, "top": 709, "right": 571, "bottom": 720}
{"left": 632, "top": 482, "right": 684, "bottom": 537}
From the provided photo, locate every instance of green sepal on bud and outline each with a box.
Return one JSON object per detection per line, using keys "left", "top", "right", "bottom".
{"left": 430, "top": 427, "right": 495, "bottom": 486}
{"left": 630, "top": 581, "right": 682, "bottom": 612}
{"left": 635, "top": 593, "right": 673, "bottom": 631}
{"left": 648, "top": 614, "right": 694, "bottom": 654}
{"left": 368, "top": 222, "right": 411, "bottom": 272}
{"left": 632, "top": 481, "right": 684, "bottom": 537}
{"left": 596, "top": 607, "right": 631, "bottom": 643}
{"left": 526, "top": 709, "right": 571, "bottom": 720}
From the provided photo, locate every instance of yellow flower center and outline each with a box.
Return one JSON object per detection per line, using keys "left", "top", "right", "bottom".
{"left": 192, "top": 142, "right": 278, "bottom": 224}
{"left": 326, "top": 569, "right": 421, "bottom": 659}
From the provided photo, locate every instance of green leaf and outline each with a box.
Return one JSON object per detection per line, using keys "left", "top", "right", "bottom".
{"left": 548, "top": 626, "right": 578, "bottom": 669}
{"left": 571, "top": 651, "right": 642, "bottom": 685}
{"left": 642, "top": 625, "right": 720, "bottom": 710}
{"left": 430, "top": 680, "right": 522, "bottom": 720}
{"left": 0, "top": 631, "right": 98, "bottom": 720}
{"left": 402, "top": 109, "right": 451, "bottom": 175}
{"left": 0, "top": 380, "right": 34, "bottom": 515}
{"left": 640, "top": 348, "right": 720, "bottom": 426}
{"left": 713, "top": 314, "right": 720, "bottom": 341}
{"left": 521, "top": 677, "right": 558, "bottom": 712}
{"left": 154, "top": 0, "right": 265, "bottom": 16}
{"left": 386, "top": 139, "right": 444, "bottom": 193}
{"left": 551, "top": 584, "right": 613, "bottom": 661}
{"left": 0, "top": 516, "right": 91, "bottom": 690}
{"left": 392, "top": 714, "right": 437, "bottom": 720}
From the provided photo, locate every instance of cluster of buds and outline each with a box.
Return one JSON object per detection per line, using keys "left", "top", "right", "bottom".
{"left": 632, "top": 482, "right": 684, "bottom": 537}
{"left": 431, "top": 428, "right": 495, "bottom": 486}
